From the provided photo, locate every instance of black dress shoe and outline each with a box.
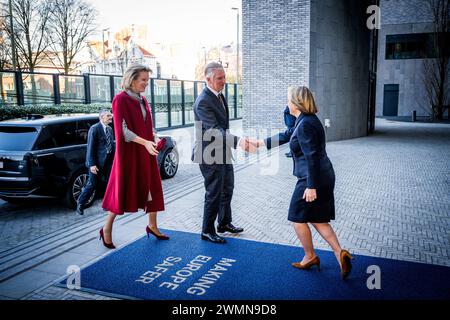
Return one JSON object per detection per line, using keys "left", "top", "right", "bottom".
{"left": 217, "top": 223, "right": 244, "bottom": 234}
{"left": 201, "top": 232, "right": 227, "bottom": 244}
{"left": 76, "top": 204, "right": 84, "bottom": 216}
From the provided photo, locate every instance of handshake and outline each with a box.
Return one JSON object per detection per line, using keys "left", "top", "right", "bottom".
{"left": 238, "top": 138, "right": 266, "bottom": 153}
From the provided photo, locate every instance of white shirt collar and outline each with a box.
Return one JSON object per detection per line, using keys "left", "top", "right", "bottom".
{"left": 207, "top": 85, "right": 222, "bottom": 97}
{"left": 100, "top": 121, "right": 109, "bottom": 132}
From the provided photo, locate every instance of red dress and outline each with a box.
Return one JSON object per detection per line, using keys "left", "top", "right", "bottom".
{"left": 102, "top": 91, "right": 165, "bottom": 214}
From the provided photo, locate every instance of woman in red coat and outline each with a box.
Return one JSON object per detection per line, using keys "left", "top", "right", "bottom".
{"left": 100, "top": 64, "right": 168, "bottom": 249}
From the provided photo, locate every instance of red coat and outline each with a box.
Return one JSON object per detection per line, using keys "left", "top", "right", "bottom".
{"left": 102, "top": 91, "right": 165, "bottom": 214}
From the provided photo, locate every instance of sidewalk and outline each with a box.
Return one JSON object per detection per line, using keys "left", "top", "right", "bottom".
{"left": 0, "top": 118, "right": 449, "bottom": 300}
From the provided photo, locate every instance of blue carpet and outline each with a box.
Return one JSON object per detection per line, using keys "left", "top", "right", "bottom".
{"left": 60, "top": 229, "right": 450, "bottom": 300}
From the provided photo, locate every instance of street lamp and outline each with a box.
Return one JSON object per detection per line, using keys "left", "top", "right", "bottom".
{"left": 231, "top": 7, "right": 239, "bottom": 84}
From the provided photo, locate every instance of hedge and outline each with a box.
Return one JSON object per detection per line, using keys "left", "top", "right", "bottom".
{"left": 0, "top": 103, "right": 112, "bottom": 121}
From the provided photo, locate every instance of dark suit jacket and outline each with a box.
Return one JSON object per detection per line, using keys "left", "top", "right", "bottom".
{"left": 191, "top": 87, "right": 239, "bottom": 164}
{"left": 290, "top": 113, "right": 334, "bottom": 189}
{"left": 264, "top": 106, "right": 297, "bottom": 149}
{"left": 85, "top": 122, "right": 115, "bottom": 169}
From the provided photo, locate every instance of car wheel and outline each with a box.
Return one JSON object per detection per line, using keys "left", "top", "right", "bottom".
{"left": 64, "top": 171, "right": 96, "bottom": 209}
{"left": 160, "top": 148, "right": 178, "bottom": 179}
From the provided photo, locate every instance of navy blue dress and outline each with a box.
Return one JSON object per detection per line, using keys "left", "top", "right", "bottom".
{"left": 288, "top": 113, "right": 335, "bottom": 223}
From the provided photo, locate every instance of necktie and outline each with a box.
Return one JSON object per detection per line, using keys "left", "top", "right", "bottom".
{"left": 105, "top": 126, "right": 112, "bottom": 153}
{"left": 218, "top": 93, "right": 226, "bottom": 110}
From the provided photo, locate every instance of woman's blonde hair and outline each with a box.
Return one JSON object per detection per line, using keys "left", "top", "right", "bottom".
{"left": 288, "top": 85, "right": 318, "bottom": 114}
{"left": 121, "top": 64, "right": 153, "bottom": 90}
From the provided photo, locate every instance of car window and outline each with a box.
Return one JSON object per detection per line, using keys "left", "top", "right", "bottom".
{"left": 51, "top": 122, "right": 78, "bottom": 147}
{"left": 33, "top": 122, "right": 78, "bottom": 149}
{"left": 76, "top": 119, "right": 98, "bottom": 144}
{"left": 34, "top": 126, "right": 56, "bottom": 150}
{"left": 0, "top": 126, "right": 39, "bottom": 151}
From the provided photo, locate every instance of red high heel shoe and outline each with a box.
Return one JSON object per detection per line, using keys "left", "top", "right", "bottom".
{"left": 146, "top": 225, "right": 170, "bottom": 240}
{"left": 99, "top": 228, "right": 116, "bottom": 249}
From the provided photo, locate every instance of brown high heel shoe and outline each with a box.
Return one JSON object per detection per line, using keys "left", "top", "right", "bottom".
{"left": 340, "top": 249, "right": 353, "bottom": 280}
{"left": 146, "top": 225, "right": 170, "bottom": 240}
{"left": 99, "top": 228, "right": 116, "bottom": 249}
{"left": 292, "top": 256, "right": 320, "bottom": 271}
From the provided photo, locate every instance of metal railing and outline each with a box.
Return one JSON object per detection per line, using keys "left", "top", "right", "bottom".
{"left": 0, "top": 70, "right": 243, "bottom": 130}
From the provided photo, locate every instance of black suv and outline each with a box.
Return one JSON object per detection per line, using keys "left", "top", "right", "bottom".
{"left": 0, "top": 114, "right": 178, "bottom": 208}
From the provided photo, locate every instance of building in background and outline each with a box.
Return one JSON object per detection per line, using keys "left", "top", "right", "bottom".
{"left": 84, "top": 25, "right": 157, "bottom": 76}
{"left": 242, "top": 0, "right": 373, "bottom": 141}
{"left": 376, "top": 0, "right": 446, "bottom": 118}
{"left": 149, "top": 42, "right": 188, "bottom": 80}
{"left": 193, "top": 43, "right": 241, "bottom": 82}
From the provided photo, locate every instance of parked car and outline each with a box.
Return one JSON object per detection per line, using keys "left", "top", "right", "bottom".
{"left": 0, "top": 114, "right": 178, "bottom": 208}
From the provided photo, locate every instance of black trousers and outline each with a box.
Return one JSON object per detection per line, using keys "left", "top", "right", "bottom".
{"left": 78, "top": 156, "right": 113, "bottom": 207}
{"left": 199, "top": 163, "right": 234, "bottom": 234}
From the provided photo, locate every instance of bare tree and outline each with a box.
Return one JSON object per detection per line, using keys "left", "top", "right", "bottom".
{"left": 424, "top": 0, "right": 450, "bottom": 120}
{"left": 3, "top": 0, "right": 51, "bottom": 104}
{"left": 5, "top": 0, "right": 50, "bottom": 72}
{"left": 0, "top": 21, "right": 11, "bottom": 69}
{"left": 0, "top": 23, "right": 11, "bottom": 104}
{"left": 47, "top": 0, "right": 97, "bottom": 74}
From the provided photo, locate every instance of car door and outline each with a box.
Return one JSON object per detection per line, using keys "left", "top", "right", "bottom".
{"left": 32, "top": 121, "right": 80, "bottom": 193}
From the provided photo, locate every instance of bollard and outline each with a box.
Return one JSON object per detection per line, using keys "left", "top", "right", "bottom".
{"left": 412, "top": 110, "right": 416, "bottom": 122}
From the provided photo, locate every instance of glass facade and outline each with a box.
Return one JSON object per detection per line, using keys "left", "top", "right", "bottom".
{"left": 113, "top": 77, "right": 123, "bottom": 96}
{"left": 0, "top": 71, "right": 242, "bottom": 128}
{"left": 385, "top": 33, "right": 447, "bottom": 60}
{"left": 22, "top": 73, "right": 54, "bottom": 105}
{"left": 60, "top": 75, "right": 85, "bottom": 104}
{"left": 184, "top": 81, "right": 195, "bottom": 124}
{"left": 170, "top": 80, "right": 182, "bottom": 126}
{"left": 89, "top": 75, "right": 111, "bottom": 103}
{"left": 0, "top": 72, "right": 17, "bottom": 105}
{"left": 226, "top": 84, "right": 235, "bottom": 118}
{"left": 153, "top": 79, "right": 169, "bottom": 128}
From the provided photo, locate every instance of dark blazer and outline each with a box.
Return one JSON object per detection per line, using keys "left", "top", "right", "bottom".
{"left": 290, "top": 113, "right": 334, "bottom": 189}
{"left": 191, "top": 87, "right": 239, "bottom": 164}
{"left": 264, "top": 106, "right": 296, "bottom": 149}
{"left": 85, "top": 122, "right": 115, "bottom": 169}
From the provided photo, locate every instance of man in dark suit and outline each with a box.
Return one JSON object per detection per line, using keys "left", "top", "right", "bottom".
{"left": 192, "top": 62, "right": 253, "bottom": 244}
{"left": 76, "top": 110, "right": 115, "bottom": 215}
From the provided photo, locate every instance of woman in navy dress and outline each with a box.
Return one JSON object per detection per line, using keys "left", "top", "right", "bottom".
{"left": 287, "top": 86, "right": 353, "bottom": 279}
{"left": 254, "top": 86, "right": 353, "bottom": 279}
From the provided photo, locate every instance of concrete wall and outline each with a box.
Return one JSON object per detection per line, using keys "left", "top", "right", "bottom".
{"left": 309, "top": 0, "right": 371, "bottom": 141}
{"left": 376, "top": 22, "right": 435, "bottom": 117}
{"left": 242, "top": 0, "right": 371, "bottom": 141}
{"left": 376, "top": 0, "right": 436, "bottom": 117}
{"left": 381, "top": 0, "right": 434, "bottom": 24}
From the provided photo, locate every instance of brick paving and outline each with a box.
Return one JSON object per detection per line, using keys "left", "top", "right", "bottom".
{"left": 1, "top": 118, "right": 449, "bottom": 300}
